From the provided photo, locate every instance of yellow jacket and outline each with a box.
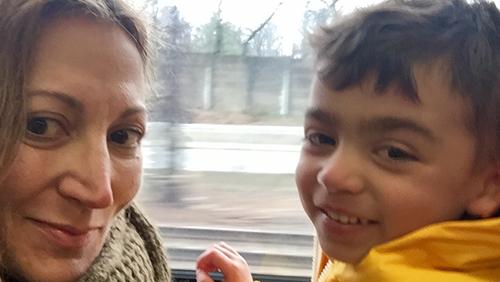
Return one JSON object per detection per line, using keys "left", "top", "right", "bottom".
{"left": 313, "top": 217, "right": 500, "bottom": 282}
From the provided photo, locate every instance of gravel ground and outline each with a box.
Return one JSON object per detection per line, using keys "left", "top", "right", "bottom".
{"left": 136, "top": 170, "right": 314, "bottom": 235}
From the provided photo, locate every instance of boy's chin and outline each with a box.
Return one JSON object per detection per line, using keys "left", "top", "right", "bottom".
{"left": 318, "top": 238, "right": 370, "bottom": 265}
{"left": 328, "top": 253, "right": 367, "bottom": 265}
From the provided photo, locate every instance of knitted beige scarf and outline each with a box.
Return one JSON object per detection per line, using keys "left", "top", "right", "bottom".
{"left": 80, "top": 203, "right": 171, "bottom": 281}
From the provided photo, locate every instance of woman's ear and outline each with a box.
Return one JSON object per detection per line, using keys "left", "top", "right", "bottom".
{"left": 467, "top": 165, "right": 500, "bottom": 218}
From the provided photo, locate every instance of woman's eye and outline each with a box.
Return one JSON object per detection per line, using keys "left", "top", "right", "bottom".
{"left": 306, "top": 132, "right": 336, "bottom": 146}
{"left": 26, "top": 117, "right": 67, "bottom": 139}
{"left": 27, "top": 118, "right": 47, "bottom": 134}
{"left": 383, "top": 146, "right": 417, "bottom": 161}
{"left": 109, "top": 129, "right": 143, "bottom": 147}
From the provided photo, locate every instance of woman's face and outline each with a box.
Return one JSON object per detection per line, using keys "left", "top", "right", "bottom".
{"left": 0, "top": 16, "right": 147, "bottom": 281}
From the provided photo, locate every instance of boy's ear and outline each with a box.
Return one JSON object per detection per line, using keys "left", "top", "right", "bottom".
{"left": 467, "top": 164, "right": 500, "bottom": 218}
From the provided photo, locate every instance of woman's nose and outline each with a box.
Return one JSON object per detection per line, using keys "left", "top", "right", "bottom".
{"left": 57, "top": 138, "right": 114, "bottom": 209}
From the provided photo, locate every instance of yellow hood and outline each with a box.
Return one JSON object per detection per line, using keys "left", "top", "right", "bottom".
{"left": 314, "top": 217, "right": 500, "bottom": 282}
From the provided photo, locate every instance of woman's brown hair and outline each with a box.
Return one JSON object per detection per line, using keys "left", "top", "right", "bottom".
{"left": 0, "top": 0, "right": 151, "bottom": 180}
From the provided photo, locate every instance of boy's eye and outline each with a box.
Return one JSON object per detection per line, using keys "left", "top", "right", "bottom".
{"left": 109, "top": 129, "right": 143, "bottom": 147}
{"left": 381, "top": 146, "right": 417, "bottom": 161}
{"left": 306, "top": 132, "right": 336, "bottom": 146}
{"left": 26, "top": 117, "right": 67, "bottom": 140}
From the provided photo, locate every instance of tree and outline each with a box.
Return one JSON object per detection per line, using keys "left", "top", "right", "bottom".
{"left": 244, "top": 23, "right": 282, "bottom": 56}
{"left": 191, "top": 5, "right": 244, "bottom": 55}
{"left": 153, "top": 5, "right": 191, "bottom": 123}
{"left": 146, "top": 5, "right": 193, "bottom": 203}
{"left": 299, "top": 0, "right": 339, "bottom": 58}
{"left": 150, "top": 5, "right": 192, "bottom": 167}
{"left": 159, "top": 6, "right": 192, "bottom": 50}
{"left": 242, "top": 1, "right": 283, "bottom": 57}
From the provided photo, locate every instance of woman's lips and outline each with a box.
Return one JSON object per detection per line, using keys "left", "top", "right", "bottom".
{"left": 29, "top": 218, "right": 99, "bottom": 249}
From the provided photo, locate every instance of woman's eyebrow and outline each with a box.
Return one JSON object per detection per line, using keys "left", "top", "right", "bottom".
{"left": 26, "top": 90, "right": 84, "bottom": 113}
{"left": 119, "top": 106, "right": 147, "bottom": 119}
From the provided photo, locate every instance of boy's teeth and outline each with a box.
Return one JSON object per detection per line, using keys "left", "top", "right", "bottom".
{"left": 349, "top": 217, "right": 358, "bottom": 224}
{"left": 339, "top": 215, "right": 349, "bottom": 224}
{"left": 327, "top": 211, "right": 366, "bottom": 225}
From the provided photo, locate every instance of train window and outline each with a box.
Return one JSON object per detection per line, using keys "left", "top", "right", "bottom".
{"left": 132, "top": 1, "right": 377, "bottom": 281}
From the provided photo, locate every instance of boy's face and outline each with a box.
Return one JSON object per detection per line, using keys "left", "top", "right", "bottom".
{"left": 296, "top": 64, "right": 492, "bottom": 264}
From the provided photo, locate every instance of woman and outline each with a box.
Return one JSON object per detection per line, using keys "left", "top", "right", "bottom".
{"left": 0, "top": 0, "right": 170, "bottom": 281}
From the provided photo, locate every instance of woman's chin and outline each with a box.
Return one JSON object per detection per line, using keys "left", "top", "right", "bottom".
{"left": 2, "top": 242, "right": 99, "bottom": 282}
{"left": 9, "top": 263, "right": 89, "bottom": 282}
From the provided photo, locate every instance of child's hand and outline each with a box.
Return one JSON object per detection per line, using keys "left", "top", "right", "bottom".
{"left": 196, "top": 241, "right": 254, "bottom": 282}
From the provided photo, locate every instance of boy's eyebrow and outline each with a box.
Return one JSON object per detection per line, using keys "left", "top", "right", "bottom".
{"left": 304, "top": 107, "right": 336, "bottom": 125}
{"left": 304, "top": 107, "right": 437, "bottom": 142}
{"left": 360, "top": 117, "right": 437, "bottom": 142}
{"left": 26, "top": 90, "right": 84, "bottom": 113}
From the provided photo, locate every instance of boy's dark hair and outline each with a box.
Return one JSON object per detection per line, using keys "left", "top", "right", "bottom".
{"left": 310, "top": 0, "right": 500, "bottom": 163}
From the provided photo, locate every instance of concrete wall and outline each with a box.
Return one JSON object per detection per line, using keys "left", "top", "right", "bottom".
{"left": 150, "top": 53, "right": 313, "bottom": 122}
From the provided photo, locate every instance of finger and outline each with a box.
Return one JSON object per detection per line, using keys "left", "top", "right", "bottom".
{"left": 216, "top": 241, "right": 241, "bottom": 257}
{"left": 213, "top": 243, "right": 241, "bottom": 260}
{"left": 212, "top": 242, "right": 248, "bottom": 264}
{"left": 196, "top": 268, "right": 215, "bottom": 282}
{"left": 196, "top": 247, "right": 220, "bottom": 273}
{"left": 196, "top": 245, "right": 233, "bottom": 273}
{"left": 196, "top": 243, "right": 253, "bottom": 282}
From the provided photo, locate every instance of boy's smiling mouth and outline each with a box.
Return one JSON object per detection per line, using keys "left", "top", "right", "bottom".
{"left": 321, "top": 208, "right": 375, "bottom": 226}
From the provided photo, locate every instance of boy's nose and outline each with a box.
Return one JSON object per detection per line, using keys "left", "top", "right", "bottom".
{"left": 57, "top": 139, "right": 114, "bottom": 209}
{"left": 317, "top": 146, "right": 365, "bottom": 194}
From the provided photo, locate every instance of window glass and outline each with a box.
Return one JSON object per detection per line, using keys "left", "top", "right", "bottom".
{"left": 130, "top": 0, "right": 391, "bottom": 280}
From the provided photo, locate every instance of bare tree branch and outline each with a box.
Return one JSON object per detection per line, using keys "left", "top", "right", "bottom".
{"left": 242, "top": 1, "right": 283, "bottom": 53}
{"left": 320, "top": 0, "right": 339, "bottom": 9}
{"left": 214, "top": 0, "right": 223, "bottom": 54}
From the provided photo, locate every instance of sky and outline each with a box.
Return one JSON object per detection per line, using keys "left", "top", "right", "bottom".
{"left": 130, "top": 0, "right": 382, "bottom": 54}
{"left": 149, "top": 0, "right": 377, "bottom": 29}
{"left": 160, "top": 0, "right": 337, "bottom": 53}
{"left": 131, "top": 0, "right": 500, "bottom": 54}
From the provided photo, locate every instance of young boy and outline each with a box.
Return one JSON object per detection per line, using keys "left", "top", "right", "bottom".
{"left": 196, "top": 0, "right": 500, "bottom": 281}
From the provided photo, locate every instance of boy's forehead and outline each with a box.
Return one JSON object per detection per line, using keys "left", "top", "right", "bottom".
{"left": 308, "top": 64, "right": 472, "bottom": 136}
{"left": 311, "top": 61, "right": 462, "bottom": 105}
{"left": 310, "top": 74, "right": 409, "bottom": 105}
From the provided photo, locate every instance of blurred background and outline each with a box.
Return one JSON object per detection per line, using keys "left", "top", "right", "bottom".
{"left": 127, "top": 0, "right": 454, "bottom": 280}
